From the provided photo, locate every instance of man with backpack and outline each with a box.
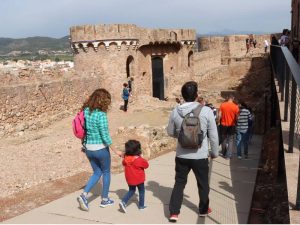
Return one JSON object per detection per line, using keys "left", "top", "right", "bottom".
{"left": 166, "top": 81, "right": 219, "bottom": 222}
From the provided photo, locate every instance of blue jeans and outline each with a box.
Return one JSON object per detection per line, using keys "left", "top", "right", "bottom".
{"left": 122, "top": 183, "right": 145, "bottom": 208}
{"left": 84, "top": 147, "right": 111, "bottom": 199}
{"left": 236, "top": 130, "right": 249, "bottom": 157}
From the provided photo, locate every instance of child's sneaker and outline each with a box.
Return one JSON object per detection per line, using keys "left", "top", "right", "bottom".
{"left": 169, "top": 214, "right": 179, "bottom": 222}
{"left": 100, "top": 198, "right": 114, "bottom": 208}
{"left": 77, "top": 194, "right": 89, "bottom": 211}
{"left": 119, "top": 201, "right": 127, "bottom": 213}
{"left": 199, "top": 207, "right": 212, "bottom": 217}
{"left": 139, "top": 205, "right": 147, "bottom": 210}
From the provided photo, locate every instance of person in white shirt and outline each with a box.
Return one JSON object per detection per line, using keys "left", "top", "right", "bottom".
{"left": 264, "top": 40, "right": 269, "bottom": 53}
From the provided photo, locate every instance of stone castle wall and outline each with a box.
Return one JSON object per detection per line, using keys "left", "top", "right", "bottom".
{"left": 70, "top": 24, "right": 196, "bottom": 45}
{"left": 194, "top": 34, "right": 272, "bottom": 79}
{"left": 0, "top": 72, "right": 101, "bottom": 136}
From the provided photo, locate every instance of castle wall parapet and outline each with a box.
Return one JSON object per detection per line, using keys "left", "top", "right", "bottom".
{"left": 70, "top": 24, "right": 196, "bottom": 51}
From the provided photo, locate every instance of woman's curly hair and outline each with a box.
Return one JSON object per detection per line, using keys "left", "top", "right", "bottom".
{"left": 81, "top": 88, "right": 111, "bottom": 113}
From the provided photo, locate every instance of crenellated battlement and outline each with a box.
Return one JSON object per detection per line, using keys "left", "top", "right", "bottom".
{"left": 70, "top": 24, "right": 196, "bottom": 52}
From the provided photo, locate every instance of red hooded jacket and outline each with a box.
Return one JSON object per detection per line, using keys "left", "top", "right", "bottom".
{"left": 122, "top": 155, "right": 149, "bottom": 185}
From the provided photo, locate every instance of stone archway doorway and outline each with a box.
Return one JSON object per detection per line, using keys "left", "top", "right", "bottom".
{"left": 126, "top": 55, "right": 134, "bottom": 78}
{"left": 152, "top": 57, "right": 164, "bottom": 100}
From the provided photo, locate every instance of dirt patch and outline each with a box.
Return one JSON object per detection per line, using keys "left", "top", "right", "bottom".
{"left": 0, "top": 172, "right": 90, "bottom": 222}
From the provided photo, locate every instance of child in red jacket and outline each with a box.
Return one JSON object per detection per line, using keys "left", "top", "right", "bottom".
{"left": 119, "top": 140, "right": 149, "bottom": 213}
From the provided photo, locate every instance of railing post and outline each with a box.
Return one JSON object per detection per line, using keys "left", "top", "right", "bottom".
{"left": 281, "top": 58, "right": 285, "bottom": 102}
{"left": 296, "top": 154, "right": 300, "bottom": 210}
{"left": 284, "top": 62, "right": 290, "bottom": 121}
{"left": 288, "top": 76, "right": 297, "bottom": 153}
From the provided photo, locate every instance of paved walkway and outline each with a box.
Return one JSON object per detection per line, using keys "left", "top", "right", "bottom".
{"left": 4, "top": 136, "right": 262, "bottom": 224}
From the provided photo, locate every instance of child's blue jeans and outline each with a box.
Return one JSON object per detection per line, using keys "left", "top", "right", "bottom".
{"left": 122, "top": 183, "right": 145, "bottom": 208}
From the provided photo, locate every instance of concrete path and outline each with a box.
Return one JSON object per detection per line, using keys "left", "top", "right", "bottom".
{"left": 4, "top": 136, "right": 262, "bottom": 224}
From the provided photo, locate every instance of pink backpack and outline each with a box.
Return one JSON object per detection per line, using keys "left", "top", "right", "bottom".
{"left": 72, "top": 111, "right": 86, "bottom": 139}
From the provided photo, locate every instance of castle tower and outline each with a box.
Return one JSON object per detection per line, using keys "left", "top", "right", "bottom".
{"left": 70, "top": 24, "right": 196, "bottom": 100}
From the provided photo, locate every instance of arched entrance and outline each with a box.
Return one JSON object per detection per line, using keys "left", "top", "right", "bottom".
{"left": 126, "top": 56, "right": 134, "bottom": 78}
{"left": 188, "top": 51, "right": 193, "bottom": 67}
{"left": 152, "top": 57, "right": 164, "bottom": 100}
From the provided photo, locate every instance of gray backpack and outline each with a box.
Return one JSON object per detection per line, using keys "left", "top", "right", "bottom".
{"left": 178, "top": 105, "right": 204, "bottom": 149}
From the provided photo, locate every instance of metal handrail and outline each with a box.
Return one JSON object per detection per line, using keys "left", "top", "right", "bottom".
{"left": 270, "top": 44, "right": 300, "bottom": 210}
{"left": 281, "top": 47, "right": 300, "bottom": 86}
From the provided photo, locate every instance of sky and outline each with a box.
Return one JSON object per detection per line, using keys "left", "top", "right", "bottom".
{"left": 0, "top": 0, "right": 292, "bottom": 38}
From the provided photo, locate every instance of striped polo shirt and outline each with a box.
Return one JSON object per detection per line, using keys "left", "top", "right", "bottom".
{"left": 236, "top": 108, "right": 251, "bottom": 133}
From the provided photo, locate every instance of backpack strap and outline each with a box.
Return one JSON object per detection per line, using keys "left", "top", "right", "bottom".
{"left": 191, "top": 104, "right": 203, "bottom": 117}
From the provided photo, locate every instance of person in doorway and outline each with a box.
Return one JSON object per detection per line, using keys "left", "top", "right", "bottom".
{"left": 206, "top": 102, "right": 218, "bottom": 122}
{"left": 264, "top": 39, "right": 269, "bottom": 53}
{"left": 253, "top": 39, "right": 257, "bottom": 48}
{"left": 271, "top": 35, "right": 279, "bottom": 45}
{"left": 197, "top": 96, "right": 206, "bottom": 106}
{"left": 236, "top": 101, "right": 251, "bottom": 159}
{"left": 218, "top": 95, "right": 239, "bottom": 159}
{"left": 175, "top": 97, "right": 181, "bottom": 105}
{"left": 246, "top": 38, "right": 250, "bottom": 53}
{"left": 249, "top": 34, "right": 254, "bottom": 47}
{"left": 128, "top": 77, "right": 134, "bottom": 95}
{"left": 166, "top": 81, "right": 219, "bottom": 222}
{"left": 247, "top": 107, "right": 255, "bottom": 144}
{"left": 77, "top": 89, "right": 123, "bottom": 211}
{"left": 122, "top": 83, "right": 130, "bottom": 112}
{"left": 119, "top": 140, "right": 149, "bottom": 213}
{"left": 280, "top": 29, "right": 289, "bottom": 47}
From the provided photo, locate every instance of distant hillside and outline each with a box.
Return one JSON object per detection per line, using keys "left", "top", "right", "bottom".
{"left": 0, "top": 36, "right": 70, "bottom": 55}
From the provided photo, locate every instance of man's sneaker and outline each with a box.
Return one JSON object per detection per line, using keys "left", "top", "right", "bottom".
{"left": 119, "top": 201, "right": 127, "bottom": 213}
{"left": 139, "top": 205, "right": 147, "bottom": 210}
{"left": 238, "top": 156, "right": 242, "bottom": 160}
{"left": 245, "top": 155, "right": 248, "bottom": 159}
{"left": 77, "top": 194, "right": 89, "bottom": 211}
{"left": 169, "top": 214, "right": 179, "bottom": 222}
{"left": 199, "top": 207, "right": 212, "bottom": 217}
{"left": 100, "top": 198, "right": 114, "bottom": 208}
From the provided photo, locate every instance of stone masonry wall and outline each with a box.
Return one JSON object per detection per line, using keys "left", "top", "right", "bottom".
{"left": 194, "top": 34, "right": 272, "bottom": 80}
{"left": 0, "top": 73, "right": 102, "bottom": 137}
{"left": 70, "top": 24, "right": 196, "bottom": 46}
{"left": 198, "top": 34, "right": 271, "bottom": 56}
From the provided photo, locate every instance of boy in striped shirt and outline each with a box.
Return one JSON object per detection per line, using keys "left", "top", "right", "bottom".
{"left": 236, "top": 102, "right": 251, "bottom": 159}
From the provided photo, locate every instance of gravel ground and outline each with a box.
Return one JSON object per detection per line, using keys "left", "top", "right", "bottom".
{"left": 0, "top": 101, "right": 171, "bottom": 198}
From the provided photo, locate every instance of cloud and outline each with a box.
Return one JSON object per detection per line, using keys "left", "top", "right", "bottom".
{"left": 0, "top": 0, "right": 291, "bottom": 38}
